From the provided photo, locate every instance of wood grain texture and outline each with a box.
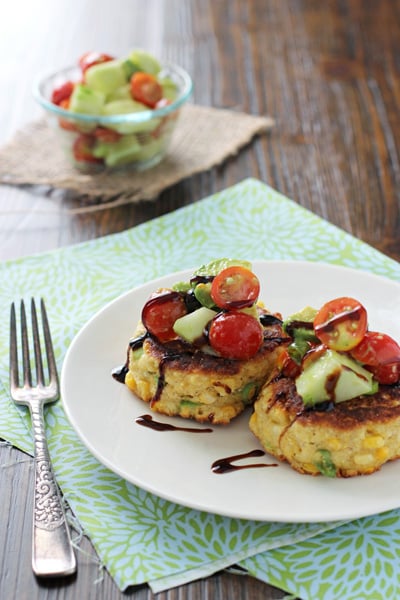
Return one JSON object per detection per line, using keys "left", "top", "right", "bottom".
{"left": 1, "top": 0, "right": 399, "bottom": 598}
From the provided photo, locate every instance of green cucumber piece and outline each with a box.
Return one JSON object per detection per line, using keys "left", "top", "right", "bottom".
{"left": 93, "top": 134, "right": 141, "bottom": 167}
{"left": 107, "top": 84, "right": 132, "bottom": 102}
{"left": 121, "top": 58, "right": 139, "bottom": 80}
{"left": 173, "top": 307, "right": 217, "bottom": 343}
{"left": 69, "top": 84, "right": 105, "bottom": 115}
{"left": 85, "top": 59, "right": 126, "bottom": 96}
{"left": 296, "top": 349, "right": 378, "bottom": 406}
{"left": 130, "top": 136, "right": 165, "bottom": 162}
{"left": 159, "top": 76, "right": 178, "bottom": 101}
{"left": 193, "top": 282, "right": 215, "bottom": 309}
{"left": 102, "top": 99, "right": 161, "bottom": 134}
{"left": 127, "top": 49, "right": 161, "bottom": 75}
{"left": 102, "top": 99, "right": 146, "bottom": 115}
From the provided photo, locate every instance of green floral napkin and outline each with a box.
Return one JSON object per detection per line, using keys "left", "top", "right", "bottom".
{"left": 0, "top": 179, "right": 399, "bottom": 599}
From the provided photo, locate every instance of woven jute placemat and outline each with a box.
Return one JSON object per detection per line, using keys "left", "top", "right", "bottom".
{"left": 0, "top": 104, "right": 273, "bottom": 209}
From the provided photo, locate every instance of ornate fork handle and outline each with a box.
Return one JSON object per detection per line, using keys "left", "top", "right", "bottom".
{"left": 30, "top": 397, "right": 76, "bottom": 577}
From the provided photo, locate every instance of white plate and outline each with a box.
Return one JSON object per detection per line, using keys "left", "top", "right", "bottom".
{"left": 61, "top": 261, "right": 400, "bottom": 522}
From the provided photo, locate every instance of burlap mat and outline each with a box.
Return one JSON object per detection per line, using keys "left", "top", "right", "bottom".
{"left": 0, "top": 104, "right": 273, "bottom": 209}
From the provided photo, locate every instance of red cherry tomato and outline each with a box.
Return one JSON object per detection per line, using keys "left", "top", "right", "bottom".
{"left": 210, "top": 266, "right": 260, "bottom": 310}
{"left": 351, "top": 331, "right": 400, "bottom": 376}
{"left": 313, "top": 297, "right": 368, "bottom": 351}
{"left": 72, "top": 134, "right": 103, "bottom": 163}
{"left": 208, "top": 312, "right": 263, "bottom": 360}
{"left": 141, "top": 291, "right": 187, "bottom": 343}
{"left": 93, "top": 127, "right": 122, "bottom": 143}
{"left": 369, "top": 363, "right": 400, "bottom": 385}
{"left": 79, "top": 52, "right": 114, "bottom": 74}
{"left": 130, "top": 72, "right": 163, "bottom": 108}
{"left": 51, "top": 80, "right": 75, "bottom": 105}
{"left": 56, "top": 98, "right": 78, "bottom": 131}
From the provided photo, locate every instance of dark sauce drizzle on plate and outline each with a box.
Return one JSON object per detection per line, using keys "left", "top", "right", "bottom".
{"left": 113, "top": 296, "right": 281, "bottom": 473}
{"left": 136, "top": 413, "right": 213, "bottom": 433}
{"left": 211, "top": 449, "right": 278, "bottom": 474}
{"left": 135, "top": 417, "right": 279, "bottom": 474}
{"left": 112, "top": 333, "right": 148, "bottom": 383}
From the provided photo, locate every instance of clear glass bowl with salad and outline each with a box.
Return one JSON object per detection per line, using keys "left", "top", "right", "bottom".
{"left": 34, "top": 49, "right": 193, "bottom": 173}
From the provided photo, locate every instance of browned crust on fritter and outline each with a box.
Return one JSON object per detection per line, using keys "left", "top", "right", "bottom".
{"left": 144, "top": 322, "right": 285, "bottom": 375}
{"left": 268, "top": 376, "right": 400, "bottom": 427}
{"left": 126, "top": 319, "right": 287, "bottom": 424}
{"left": 249, "top": 373, "right": 400, "bottom": 476}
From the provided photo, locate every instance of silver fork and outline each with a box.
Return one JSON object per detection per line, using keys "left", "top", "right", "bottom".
{"left": 9, "top": 298, "right": 76, "bottom": 577}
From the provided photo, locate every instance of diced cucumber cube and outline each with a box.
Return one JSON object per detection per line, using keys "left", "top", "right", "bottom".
{"left": 127, "top": 49, "right": 161, "bottom": 75}
{"left": 107, "top": 84, "right": 132, "bottom": 102}
{"left": 102, "top": 99, "right": 161, "bottom": 134}
{"left": 131, "top": 137, "right": 165, "bottom": 162}
{"left": 159, "top": 76, "right": 178, "bottom": 102}
{"left": 121, "top": 58, "right": 139, "bottom": 80}
{"left": 69, "top": 84, "right": 105, "bottom": 115}
{"left": 93, "top": 134, "right": 141, "bottom": 167}
{"left": 85, "top": 59, "right": 127, "bottom": 96}
{"left": 102, "top": 99, "right": 146, "bottom": 115}
{"left": 296, "top": 349, "right": 378, "bottom": 406}
{"left": 194, "top": 283, "right": 215, "bottom": 309}
{"left": 173, "top": 307, "right": 217, "bottom": 343}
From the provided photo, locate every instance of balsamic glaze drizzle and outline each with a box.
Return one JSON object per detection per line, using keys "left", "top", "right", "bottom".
{"left": 211, "top": 449, "right": 278, "bottom": 474}
{"left": 259, "top": 313, "right": 283, "bottom": 327}
{"left": 136, "top": 413, "right": 213, "bottom": 433}
{"left": 111, "top": 364, "right": 129, "bottom": 384}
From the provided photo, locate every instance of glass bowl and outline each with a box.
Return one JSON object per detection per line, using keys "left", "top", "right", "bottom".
{"left": 33, "top": 62, "right": 192, "bottom": 173}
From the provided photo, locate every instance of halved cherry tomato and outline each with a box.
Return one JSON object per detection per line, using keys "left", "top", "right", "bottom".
{"left": 93, "top": 127, "right": 122, "bottom": 143}
{"left": 210, "top": 266, "right": 260, "bottom": 310}
{"left": 59, "top": 118, "right": 78, "bottom": 132}
{"left": 142, "top": 291, "right": 187, "bottom": 343}
{"left": 130, "top": 72, "right": 163, "bottom": 108}
{"left": 51, "top": 80, "right": 75, "bottom": 105}
{"left": 72, "top": 134, "right": 103, "bottom": 163}
{"left": 313, "top": 297, "right": 368, "bottom": 351}
{"left": 208, "top": 312, "right": 263, "bottom": 360}
{"left": 351, "top": 331, "right": 400, "bottom": 365}
{"left": 369, "top": 363, "right": 400, "bottom": 385}
{"left": 58, "top": 98, "right": 79, "bottom": 131}
{"left": 79, "top": 52, "right": 114, "bottom": 74}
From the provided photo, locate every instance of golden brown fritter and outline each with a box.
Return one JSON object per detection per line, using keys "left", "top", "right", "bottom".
{"left": 125, "top": 320, "right": 287, "bottom": 424}
{"left": 249, "top": 372, "right": 400, "bottom": 476}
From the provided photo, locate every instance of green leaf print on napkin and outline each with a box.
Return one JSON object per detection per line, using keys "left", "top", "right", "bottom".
{"left": 241, "top": 511, "right": 400, "bottom": 600}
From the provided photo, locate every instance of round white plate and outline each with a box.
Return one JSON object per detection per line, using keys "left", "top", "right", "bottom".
{"left": 61, "top": 260, "right": 400, "bottom": 522}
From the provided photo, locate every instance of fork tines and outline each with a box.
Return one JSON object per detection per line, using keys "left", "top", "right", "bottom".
{"left": 10, "top": 299, "right": 58, "bottom": 392}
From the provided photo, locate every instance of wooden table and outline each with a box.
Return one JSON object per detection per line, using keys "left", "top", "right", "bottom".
{"left": 1, "top": 1, "right": 399, "bottom": 598}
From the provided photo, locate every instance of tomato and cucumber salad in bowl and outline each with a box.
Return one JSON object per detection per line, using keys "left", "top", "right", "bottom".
{"left": 34, "top": 48, "right": 192, "bottom": 172}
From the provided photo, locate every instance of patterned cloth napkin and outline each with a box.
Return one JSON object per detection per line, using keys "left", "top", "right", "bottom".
{"left": 0, "top": 179, "right": 399, "bottom": 599}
